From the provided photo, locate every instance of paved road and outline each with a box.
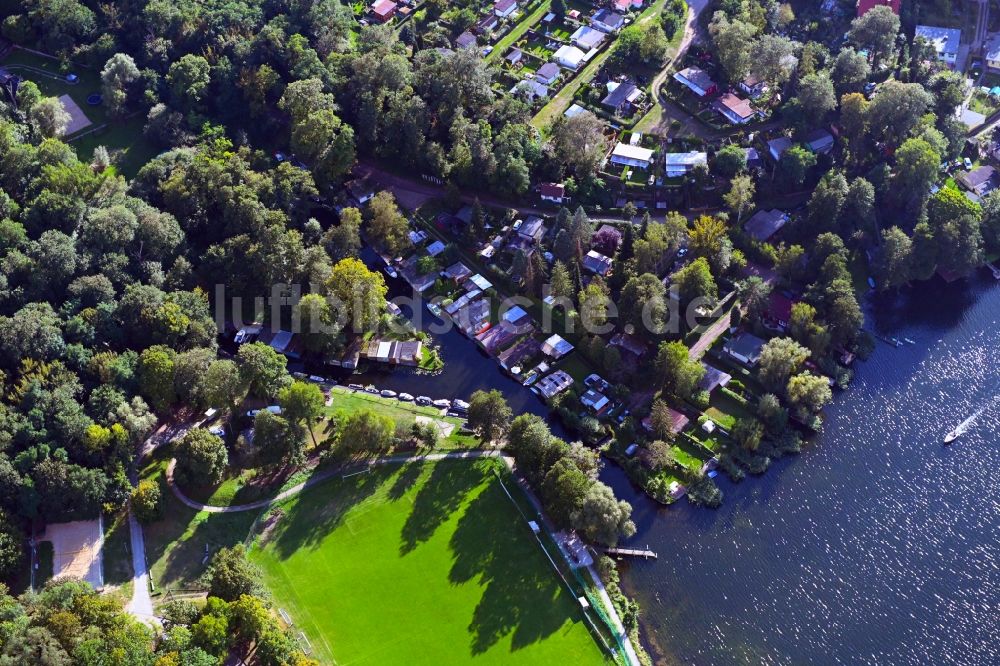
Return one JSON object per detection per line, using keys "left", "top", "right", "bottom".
{"left": 689, "top": 309, "right": 732, "bottom": 359}
{"left": 125, "top": 421, "right": 198, "bottom": 624}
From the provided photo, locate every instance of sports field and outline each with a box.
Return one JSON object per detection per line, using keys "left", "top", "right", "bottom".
{"left": 250, "top": 460, "right": 608, "bottom": 665}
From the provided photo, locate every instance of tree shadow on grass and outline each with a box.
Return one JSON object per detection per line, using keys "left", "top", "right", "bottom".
{"left": 264, "top": 465, "right": 396, "bottom": 560}
{"left": 448, "top": 480, "right": 576, "bottom": 656}
{"left": 387, "top": 462, "right": 423, "bottom": 501}
{"left": 399, "top": 461, "right": 476, "bottom": 556}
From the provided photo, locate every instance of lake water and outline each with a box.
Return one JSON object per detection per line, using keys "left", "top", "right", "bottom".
{"left": 601, "top": 273, "right": 1000, "bottom": 665}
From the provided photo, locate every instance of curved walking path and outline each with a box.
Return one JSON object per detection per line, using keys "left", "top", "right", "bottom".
{"left": 165, "top": 449, "right": 503, "bottom": 513}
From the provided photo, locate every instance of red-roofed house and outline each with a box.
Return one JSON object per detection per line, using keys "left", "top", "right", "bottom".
{"left": 371, "top": 0, "right": 397, "bottom": 22}
{"left": 856, "top": 0, "right": 899, "bottom": 16}
{"left": 540, "top": 182, "right": 565, "bottom": 203}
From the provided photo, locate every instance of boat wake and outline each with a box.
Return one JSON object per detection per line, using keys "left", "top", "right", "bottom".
{"left": 944, "top": 401, "right": 994, "bottom": 443}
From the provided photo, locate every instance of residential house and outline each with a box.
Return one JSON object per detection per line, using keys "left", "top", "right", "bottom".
{"left": 766, "top": 292, "right": 794, "bottom": 330}
{"left": 505, "top": 47, "right": 523, "bottom": 66}
{"left": 601, "top": 79, "right": 642, "bottom": 115}
{"left": 346, "top": 179, "right": 375, "bottom": 204}
{"left": 697, "top": 364, "right": 732, "bottom": 395}
{"left": 398, "top": 255, "right": 437, "bottom": 292}
{"left": 442, "top": 261, "right": 473, "bottom": 283}
{"left": 641, "top": 408, "right": 688, "bottom": 434}
{"left": 591, "top": 9, "right": 625, "bottom": 33}
{"left": 767, "top": 136, "right": 793, "bottom": 161}
{"left": 454, "top": 299, "right": 491, "bottom": 336}
{"left": 477, "top": 324, "right": 520, "bottom": 355}
{"left": 363, "top": 339, "right": 422, "bottom": 366}
{"left": 723, "top": 333, "right": 767, "bottom": 366}
{"left": 663, "top": 151, "right": 707, "bottom": 177}
{"left": 534, "top": 62, "right": 561, "bottom": 85}
{"left": 535, "top": 370, "right": 574, "bottom": 400}
{"left": 495, "top": 0, "right": 518, "bottom": 17}
{"left": 610, "top": 143, "right": 655, "bottom": 169}
{"left": 957, "top": 165, "right": 997, "bottom": 197}
{"left": 541, "top": 334, "right": 574, "bottom": 359}
{"left": 804, "top": 129, "right": 835, "bottom": 154}
{"left": 744, "top": 208, "right": 789, "bottom": 242}
{"left": 511, "top": 79, "right": 549, "bottom": 102}
{"left": 571, "top": 25, "right": 607, "bottom": 51}
{"left": 517, "top": 216, "right": 547, "bottom": 245}
{"left": 265, "top": 329, "right": 301, "bottom": 359}
{"left": 739, "top": 74, "right": 768, "bottom": 99}
{"left": 553, "top": 44, "right": 587, "bottom": 70}
{"left": 500, "top": 305, "right": 533, "bottom": 332}
{"left": 498, "top": 337, "right": 541, "bottom": 371}
{"left": 477, "top": 14, "right": 500, "bottom": 34}
{"left": 986, "top": 33, "right": 1000, "bottom": 71}
{"left": 467, "top": 274, "right": 494, "bottom": 291}
{"left": 370, "top": 0, "right": 397, "bottom": 22}
{"left": 564, "top": 103, "right": 586, "bottom": 118}
{"left": 540, "top": 182, "right": 565, "bottom": 203}
{"left": 425, "top": 240, "right": 446, "bottom": 257}
{"left": 745, "top": 147, "right": 763, "bottom": 169}
{"left": 857, "top": 0, "right": 899, "bottom": 16}
{"left": 713, "top": 92, "right": 756, "bottom": 124}
{"left": 915, "top": 25, "right": 961, "bottom": 68}
{"left": 673, "top": 67, "right": 718, "bottom": 97}
{"left": 581, "top": 389, "right": 611, "bottom": 414}
{"left": 610, "top": 332, "right": 649, "bottom": 358}
{"left": 583, "top": 249, "right": 613, "bottom": 276}
{"left": 455, "top": 31, "right": 477, "bottom": 49}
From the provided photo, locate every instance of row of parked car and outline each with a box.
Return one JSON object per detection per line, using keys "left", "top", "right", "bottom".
{"left": 345, "top": 384, "right": 469, "bottom": 414}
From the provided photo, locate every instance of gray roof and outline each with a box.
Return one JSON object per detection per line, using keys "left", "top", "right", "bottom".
{"left": 601, "top": 80, "right": 638, "bottom": 109}
{"left": 744, "top": 209, "right": 789, "bottom": 241}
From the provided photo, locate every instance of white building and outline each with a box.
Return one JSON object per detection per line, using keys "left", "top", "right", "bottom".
{"left": 915, "top": 25, "right": 961, "bottom": 68}
{"left": 609, "top": 142, "right": 655, "bottom": 169}
{"left": 570, "top": 25, "right": 606, "bottom": 50}
{"left": 663, "top": 151, "right": 707, "bottom": 177}
{"left": 553, "top": 44, "right": 587, "bottom": 70}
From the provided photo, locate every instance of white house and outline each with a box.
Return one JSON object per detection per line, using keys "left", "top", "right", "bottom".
{"left": 663, "top": 151, "right": 707, "bottom": 177}
{"left": 494, "top": 0, "right": 518, "bottom": 18}
{"left": 571, "top": 25, "right": 606, "bottom": 50}
{"left": 915, "top": 25, "right": 961, "bottom": 68}
{"left": 553, "top": 44, "right": 587, "bottom": 70}
{"left": 610, "top": 142, "right": 655, "bottom": 169}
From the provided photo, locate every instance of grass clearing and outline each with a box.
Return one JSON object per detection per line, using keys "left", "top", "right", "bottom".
{"left": 1, "top": 48, "right": 159, "bottom": 177}
{"left": 251, "top": 459, "right": 608, "bottom": 665}
{"left": 139, "top": 455, "right": 257, "bottom": 592}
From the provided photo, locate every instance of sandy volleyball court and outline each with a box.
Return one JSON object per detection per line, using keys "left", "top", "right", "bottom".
{"left": 41, "top": 517, "right": 104, "bottom": 589}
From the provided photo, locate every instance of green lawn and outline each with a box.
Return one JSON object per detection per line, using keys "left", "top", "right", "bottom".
{"left": 1, "top": 48, "right": 159, "bottom": 177}
{"left": 251, "top": 460, "right": 608, "bottom": 665}
{"left": 102, "top": 511, "right": 134, "bottom": 596}
{"left": 139, "top": 456, "right": 258, "bottom": 592}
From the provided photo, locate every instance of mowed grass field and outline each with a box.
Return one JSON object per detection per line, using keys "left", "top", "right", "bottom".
{"left": 251, "top": 460, "right": 608, "bottom": 665}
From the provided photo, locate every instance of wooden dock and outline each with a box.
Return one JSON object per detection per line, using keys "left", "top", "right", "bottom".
{"left": 605, "top": 546, "right": 658, "bottom": 560}
{"left": 986, "top": 262, "right": 1000, "bottom": 280}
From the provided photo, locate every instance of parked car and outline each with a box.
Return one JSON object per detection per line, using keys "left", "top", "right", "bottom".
{"left": 364, "top": 385, "right": 378, "bottom": 394}
{"left": 209, "top": 426, "right": 226, "bottom": 438}
{"left": 308, "top": 375, "right": 326, "bottom": 383}
{"left": 415, "top": 396, "right": 432, "bottom": 406}
{"left": 964, "top": 157, "right": 974, "bottom": 169}
{"left": 432, "top": 399, "right": 451, "bottom": 409}
{"left": 452, "top": 399, "right": 470, "bottom": 413}
{"left": 381, "top": 389, "right": 398, "bottom": 398}
{"left": 246, "top": 405, "right": 281, "bottom": 417}
{"left": 348, "top": 383, "right": 364, "bottom": 391}
{"left": 398, "top": 393, "right": 414, "bottom": 402}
